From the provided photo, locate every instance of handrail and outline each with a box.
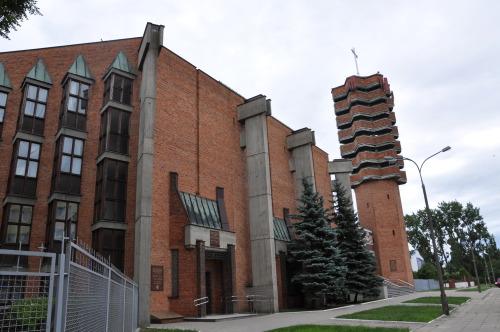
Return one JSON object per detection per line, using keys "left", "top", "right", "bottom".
{"left": 383, "top": 277, "right": 415, "bottom": 289}
{"left": 194, "top": 296, "right": 209, "bottom": 306}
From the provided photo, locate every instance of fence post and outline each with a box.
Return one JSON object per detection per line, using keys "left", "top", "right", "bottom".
{"left": 54, "top": 240, "right": 68, "bottom": 332}
{"left": 105, "top": 265, "right": 111, "bottom": 332}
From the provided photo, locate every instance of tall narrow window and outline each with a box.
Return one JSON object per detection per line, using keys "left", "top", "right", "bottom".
{"left": 0, "top": 91, "right": 7, "bottom": 138}
{"left": 94, "top": 159, "right": 128, "bottom": 222}
{"left": 10, "top": 140, "right": 40, "bottom": 196}
{"left": 20, "top": 84, "right": 48, "bottom": 135}
{"left": 103, "top": 74, "right": 132, "bottom": 106}
{"left": 60, "top": 79, "right": 89, "bottom": 131}
{"left": 171, "top": 249, "right": 179, "bottom": 298}
{"left": 99, "top": 108, "right": 130, "bottom": 154}
{"left": 1, "top": 204, "right": 33, "bottom": 265}
{"left": 93, "top": 229, "right": 124, "bottom": 271}
{"left": 52, "top": 136, "right": 83, "bottom": 194}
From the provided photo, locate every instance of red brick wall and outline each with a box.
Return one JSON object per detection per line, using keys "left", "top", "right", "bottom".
{"left": 150, "top": 48, "right": 251, "bottom": 314}
{"left": 354, "top": 180, "right": 413, "bottom": 284}
{"left": 267, "top": 117, "right": 297, "bottom": 218}
{"left": 0, "top": 39, "right": 141, "bottom": 277}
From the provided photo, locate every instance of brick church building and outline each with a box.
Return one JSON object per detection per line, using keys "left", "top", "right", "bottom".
{"left": 0, "top": 23, "right": 412, "bottom": 326}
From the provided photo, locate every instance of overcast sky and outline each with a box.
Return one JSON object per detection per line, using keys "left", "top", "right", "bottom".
{"left": 2, "top": 1, "right": 500, "bottom": 246}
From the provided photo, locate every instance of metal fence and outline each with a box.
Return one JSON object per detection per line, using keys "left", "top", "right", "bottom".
{"left": 0, "top": 241, "right": 138, "bottom": 332}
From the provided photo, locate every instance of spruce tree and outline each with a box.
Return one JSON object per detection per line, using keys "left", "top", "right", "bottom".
{"left": 288, "top": 177, "right": 347, "bottom": 304}
{"left": 331, "top": 180, "right": 382, "bottom": 303}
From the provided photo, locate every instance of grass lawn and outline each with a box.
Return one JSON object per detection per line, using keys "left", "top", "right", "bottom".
{"left": 337, "top": 305, "right": 442, "bottom": 323}
{"left": 266, "top": 325, "right": 409, "bottom": 332}
{"left": 141, "top": 329, "right": 197, "bottom": 332}
{"left": 404, "top": 296, "right": 470, "bottom": 305}
{"left": 457, "top": 284, "right": 493, "bottom": 292}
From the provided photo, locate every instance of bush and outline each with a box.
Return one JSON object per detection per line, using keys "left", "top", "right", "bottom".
{"left": 9, "top": 297, "right": 49, "bottom": 329}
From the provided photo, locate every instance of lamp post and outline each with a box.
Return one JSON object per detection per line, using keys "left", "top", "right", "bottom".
{"left": 385, "top": 146, "right": 451, "bottom": 315}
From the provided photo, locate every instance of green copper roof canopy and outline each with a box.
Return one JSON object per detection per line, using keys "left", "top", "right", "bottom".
{"left": 0, "top": 62, "right": 12, "bottom": 89}
{"left": 179, "top": 191, "right": 222, "bottom": 229}
{"left": 26, "top": 58, "right": 53, "bottom": 85}
{"left": 108, "top": 50, "right": 137, "bottom": 76}
{"left": 68, "top": 53, "right": 94, "bottom": 80}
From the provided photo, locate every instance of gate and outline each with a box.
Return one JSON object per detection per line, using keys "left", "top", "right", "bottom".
{"left": 0, "top": 240, "right": 138, "bottom": 332}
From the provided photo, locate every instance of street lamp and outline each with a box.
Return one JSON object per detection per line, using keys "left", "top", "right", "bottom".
{"left": 385, "top": 146, "right": 451, "bottom": 315}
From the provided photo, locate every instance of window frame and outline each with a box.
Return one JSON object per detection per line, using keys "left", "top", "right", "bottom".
{"left": 9, "top": 139, "right": 41, "bottom": 197}
{"left": 45, "top": 200, "right": 78, "bottom": 254}
{"left": 0, "top": 90, "right": 8, "bottom": 138}
{"left": 0, "top": 204, "right": 33, "bottom": 265}
{"left": 51, "top": 136, "right": 84, "bottom": 194}
{"left": 99, "top": 107, "right": 130, "bottom": 155}
{"left": 103, "top": 73, "right": 133, "bottom": 106}
{"left": 59, "top": 77, "right": 91, "bottom": 131}
{"left": 92, "top": 228, "right": 125, "bottom": 271}
{"left": 94, "top": 159, "right": 128, "bottom": 223}
{"left": 18, "top": 83, "right": 49, "bottom": 135}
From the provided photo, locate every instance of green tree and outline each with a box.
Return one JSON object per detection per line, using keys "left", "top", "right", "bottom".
{"left": 416, "top": 262, "right": 437, "bottom": 279}
{"left": 1, "top": 0, "right": 41, "bottom": 39}
{"left": 331, "top": 180, "right": 382, "bottom": 303}
{"left": 288, "top": 177, "right": 347, "bottom": 304}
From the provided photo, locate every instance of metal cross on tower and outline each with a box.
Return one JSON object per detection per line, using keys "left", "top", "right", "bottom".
{"left": 351, "top": 47, "right": 359, "bottom": 75}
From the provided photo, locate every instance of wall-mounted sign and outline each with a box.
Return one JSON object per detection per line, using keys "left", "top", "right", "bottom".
{"left": 151, "top": 265, "right": 164, "bottom": 291}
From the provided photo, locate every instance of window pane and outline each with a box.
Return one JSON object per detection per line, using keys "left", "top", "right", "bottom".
{"left": 78, "top": 99, "right": 87, "bottom": 114}
{"left": 0, "top": 92, "right": 7, "bottom": 106}
{"left": 69, "top": 81, "right": 79, "bottom": 95}
{"left": 115, "top": 231, "right": 124, "bottom": 249}
{"left": 69, "top": 222, "right": 76, "bottom": 240}
{"left": 74, "top": 139, "right": 83, "bottom": 156}
{"left": 19, "top": 226, "right": 30, "bottom": 244}
{"left": 27, "top": 161, "right": 38, "bottom": 178}
{"left": 121, "top": 112, "right": 130, "bottom": 135}
{"left": 110, "top": 109, "right": 120, "bottom": 132}
{"left": 0, "top": 108, "right": 4, "bottom": 122}
{"left": 116, "top": 202, "right": 126, "bottom": 221}
{"left": 106, "top": 161, "right": 116, "bottom": 178}
{"left": 106, "top": 181, "right": 116, "bottom": 198}
{"left": 68, "top": 203, "right": 78, "bottom": 221}
{"left": 25, "top": 101, "right": 35, "bottom": 115}
{"left": 38, "top": 88, "right": 48, "bottom": 102}
{"left": 35, "top": 104, "right": 45, "bottom": 118}
{"left": 54, "top": 222, "right": 65, "bottom": 240}
{"left": 117, "top": 182, "right": 127, "bottom": 200}
{"left": 104, "top": 201, "right": 115, "bottom": 220}
{"left": 8, "top": 205, "right": 21, "bottom": 223}
{"left": 6, "top": 225, "right": 18, "bottom": 244}
{"left": 56, "top": 202, "right": 67, "bottom": 220}
{"left": 63, "top": 137, "right": 73, "bottom": 154}
{"left": 117, "top": 162, "right": 127, "bottom": 180}
{"left": 21, "top": 206, "right": 32, "bottom": 224}
{"left": 19, "top": 141, "right": 29, "bottom": 157}
{"left": 72, "top": 157, "right": 82, "bottom": 175}
{"left": 67, "top": 96, "right": 77, "bottom": 112}
{"left": 61, "top": 156, "right": 71, "bottom": 172}
{"left": 30, "top": 143, "right": 40, "bottom": 160}
{"left": 80, "top": 84, "right": 89, "bottom": 98}
{"left": 27, "top": 85, "right": 37, "bottom": 99}
{"left": 15, "top": 159, "right": 26, "bottom": 176}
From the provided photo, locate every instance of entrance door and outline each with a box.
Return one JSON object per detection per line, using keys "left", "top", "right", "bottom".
{"left": 205, "top": 271, "right": 212, "bottom": 314}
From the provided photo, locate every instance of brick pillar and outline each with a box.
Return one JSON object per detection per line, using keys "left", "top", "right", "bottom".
{"left": 196, "top": 240, "right": 206, "bottom": 317}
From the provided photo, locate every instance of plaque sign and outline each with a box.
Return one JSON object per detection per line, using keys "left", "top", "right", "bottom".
{"left": 151, "top": 265, "right": 164, "bottom": 291}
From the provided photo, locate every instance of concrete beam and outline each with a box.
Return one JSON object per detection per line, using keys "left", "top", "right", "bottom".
{"left": 328, "top": 159, "right": 354, "bottom": 210}
{"left": 287, "top": 128, "right": 316, "bottom": 193}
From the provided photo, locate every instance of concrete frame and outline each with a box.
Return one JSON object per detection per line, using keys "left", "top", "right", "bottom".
{"left": 328, "top": 159, "right": 354, "bottom": 208}
{"left": 237, "top": 95, "right": 279, "bottom": 313}
{"left": 134, "top": 22, "right": 164, "bottom": 328}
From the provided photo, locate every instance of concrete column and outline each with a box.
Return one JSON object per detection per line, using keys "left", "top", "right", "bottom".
{"left": 328, "top": 159, "right": 354, "bottom": 209}
{"left": 237, "top": 95, "right": 279, "bottom": 313}
{"left": 224, "top": 244, "right": 236, "bottom": 313}
{"left": 286, "top": 128, "right": 316, "bottom": 193}
{"left": 135, "top": 23, "right": 164, "bottom": 327}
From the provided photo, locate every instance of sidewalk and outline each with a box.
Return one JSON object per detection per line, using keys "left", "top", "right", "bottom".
{"left": 150, "top": 288, "right": 500, "bottom": 332}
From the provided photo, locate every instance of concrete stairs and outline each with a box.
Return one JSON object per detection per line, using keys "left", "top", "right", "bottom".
{"left": 383, "top": 278, "right": 419, "bottom": 298}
